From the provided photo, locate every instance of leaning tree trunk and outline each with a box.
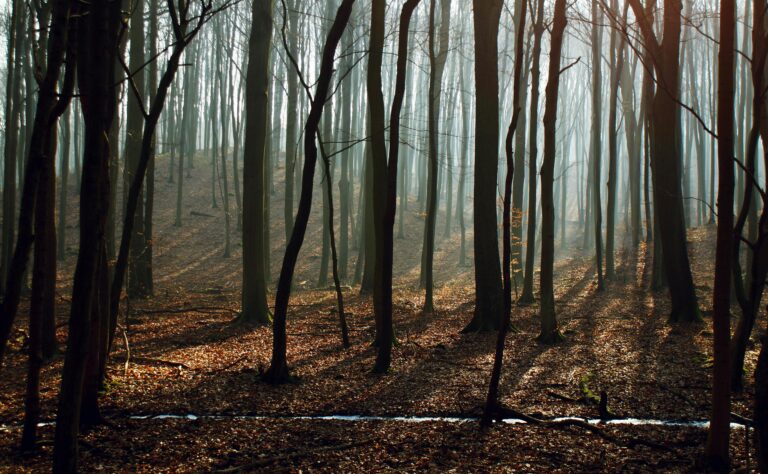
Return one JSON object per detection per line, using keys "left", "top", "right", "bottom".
{"left": 265, "top": 0, "right": 355, "bottom": 384}
{"left": 482, "top": 0, "right": 526, "bottom": 427}
{"left": 730, "top": 0, "right": 767, "bottom": 392}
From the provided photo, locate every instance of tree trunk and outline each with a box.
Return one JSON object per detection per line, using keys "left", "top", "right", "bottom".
{"left": 283, "top": 0, "right": 298, "bottom": 242}
{"left": 0, "top": 0, "right": 71, "bottom": 366}
{"left": 703, "top": 0, "right": 734, "bottom": 468}
{"left": 590, "top": 0, "right": 604, "bottom": 289}
{"left": 755, "top": 335, "right": 768, "bottom": 473}
{"left": 462, "top": 0, "right": 504, "bottom": 332}
{"left": 482, "top": 0, "right": 526, "bottom": 426}
{"left": 420, "top": 0, "right": 451, "bottom": 312}
{"left": 53, "top": 0, "right": 120, "bottom": 469}
{"left": 266, "top": 0, "right": 354, "bottom": 383}
{"left": 628, "top": 0, "right": 700, "bottom": 322}
{"left": 241, "top": 0, "right": 274, "bottom": 325}
{"left": 125, "top": 0, "right": 150, "bottom": 298}
{"left": 537, "top": 0, "right": 567, "bottom": 344}
{"left": 518, "top": 0, "right": 545, "bottom": 305}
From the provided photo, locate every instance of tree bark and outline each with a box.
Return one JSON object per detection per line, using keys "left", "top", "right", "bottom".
{"left": 241, "top": 0, "right": 274, "bottom": 325}
{"left": 462, "top": 0, "right": 504, "bottom": 332}
{"left": 266, "top": 0, "right": 354, "bottom": 383}
{"left": 53, "top": 0, "right": 120, "bottom": 469}
{"left": 537, "top": 0, "right": 567, "bottom": 344}
{"left": 703, "top": 0, "right": 735, "bottom": 468}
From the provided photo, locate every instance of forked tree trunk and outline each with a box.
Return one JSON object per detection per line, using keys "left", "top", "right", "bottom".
{"left": 53, "top": 0, "right": 121, "bottom": 469}
{"left": 371, "top": 0, "right": 420, "bottom": 374}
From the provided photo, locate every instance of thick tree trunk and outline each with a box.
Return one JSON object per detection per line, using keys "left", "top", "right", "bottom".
{"left": 241, "top": 0, "right": 274, "bottom": 325}
{"left": 125, "top": 0, "right": 150, "bottom": 298}
{"left": 53, "top": 0, "right": 120, "bottom": 469}
{"left": 462, "top": 0, "right": 504, "bottom": 332}
{"left": 628, "top": 0, "right": 700, "bottom": 322}
{"left": 371, "top": 0, "right": 420, "bottom": 374}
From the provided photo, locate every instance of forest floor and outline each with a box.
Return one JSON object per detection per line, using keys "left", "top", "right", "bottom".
{"left": 0, "top": 151, "right": 762, "bottom": 472}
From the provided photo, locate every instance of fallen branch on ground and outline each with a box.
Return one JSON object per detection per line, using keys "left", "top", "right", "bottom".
{"left": 130, "top": 356, "right": 192, "bottom": 370}
{"left": 490, "top": 406, "right": 672, "bottom": 452}
{"left": 135, "top": 306, "right": 239, "bottom": 315}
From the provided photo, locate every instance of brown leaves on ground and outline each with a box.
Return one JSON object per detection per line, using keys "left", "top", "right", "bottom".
{"left": 0, "top": 155, "right": 760, "bottom": 471}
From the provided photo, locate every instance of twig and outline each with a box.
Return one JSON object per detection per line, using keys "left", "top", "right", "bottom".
{"left": 546, "top": 390, "right": 580, "bottom": 403}
{"left": 121, "top": 326, "right": 131, "bottom": 376}
{"left": 130, "top": 356, "right": 192, "bottom": 370}
{"left": 210, "top": 355, "right": 247, "bottom": 373}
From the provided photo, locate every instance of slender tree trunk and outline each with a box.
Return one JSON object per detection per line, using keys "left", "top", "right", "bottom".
{"left": 482, "top": 0, "right": 526, "bottom": 426}
{"left": 125, "top": 0, "right": 150, "bottom": 298}
{"left": 703, "top": 0, "right": 734, "bottom": 468}
{"left": 266, "top": 0, "right": 354, "bottom": 383}
{"left": 518, "top": 0, "right": 545, "bottom": 304}
{"left": 537, "top": 0, "right": 567, "bottom": 344}
{"left": 590, "top": 0, "right": 604, "bottom": 289}
{"left": 283, "top": 0, "right": 298, "bottom": 242}
{"left": 0, "top": 0, "right": 71, "bottom": 366}
{"left": 605, "top": 0, "right": 624, "bottom": 279}
{"left": 421, "top": 0, "right": 451, "bottom": 312}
